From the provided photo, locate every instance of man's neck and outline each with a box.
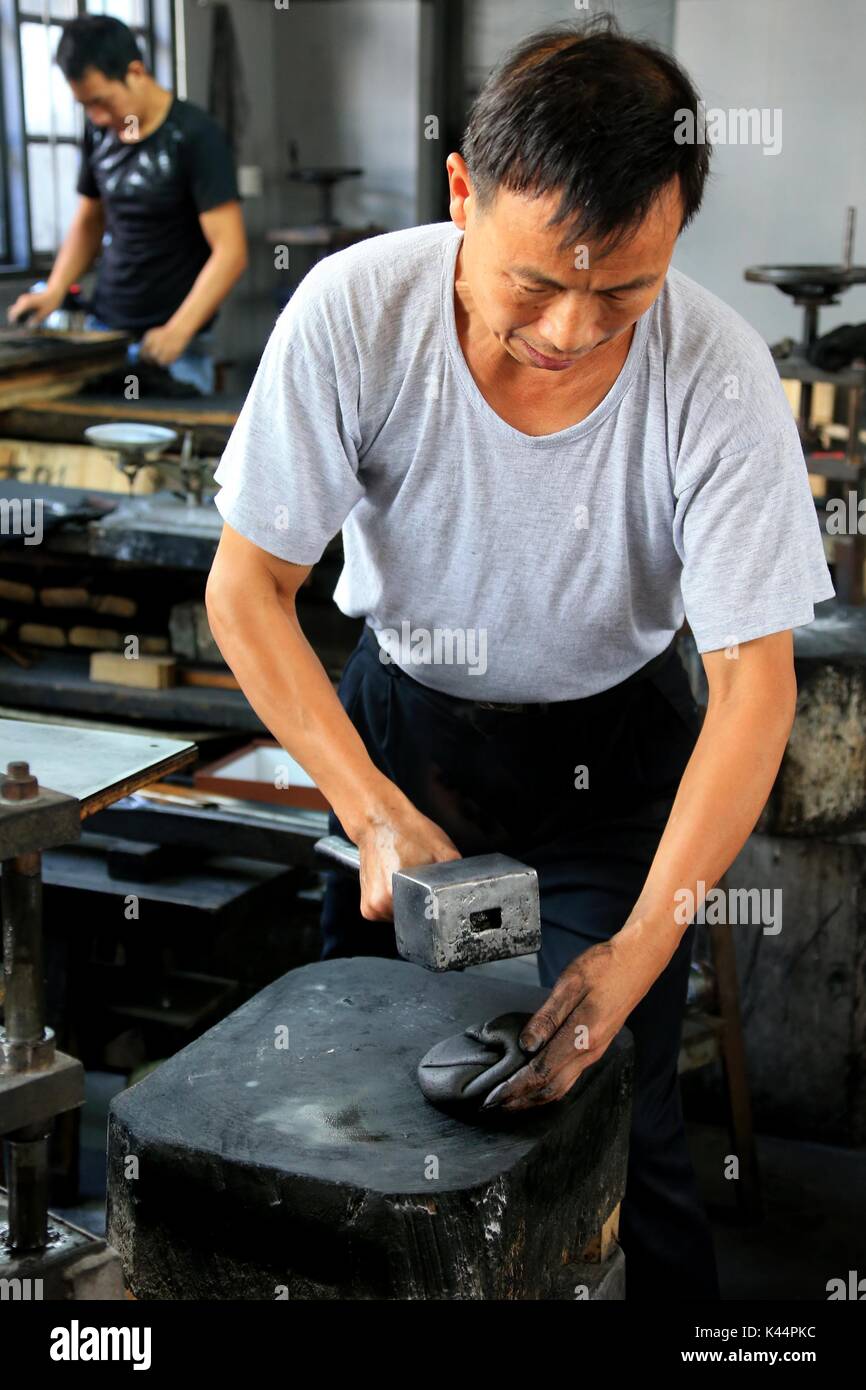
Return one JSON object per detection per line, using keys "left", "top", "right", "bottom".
{"left": 120, "top": 84, "right": 173, "bottom": 142}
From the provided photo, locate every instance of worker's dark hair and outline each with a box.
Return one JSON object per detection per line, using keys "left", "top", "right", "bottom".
{"left": 56, "top": 15, "right": 144, "bottom": 83}
{"left": 461, "top": 13, "right": 710, "bottom": 252}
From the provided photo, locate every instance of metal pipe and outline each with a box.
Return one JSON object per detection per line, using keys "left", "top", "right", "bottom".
{"left": 5, "top": 1124, "right": 50, "bottom": 1251}
{"left": 2, "top": 851, "right": 44, "bottom": 1047}
{"left": 2, "top": 764, "right": 45, "bottom": 1049}
{"left": 1, "top": 761, "right": 50, "bottom": 1253}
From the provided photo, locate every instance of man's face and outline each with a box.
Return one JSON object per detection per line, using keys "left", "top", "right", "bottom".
{"left": 448, "top": 156, "right": 683, "bottom": 372}
{"left": 68, "top": 63, "right": 147, "bottom": 131}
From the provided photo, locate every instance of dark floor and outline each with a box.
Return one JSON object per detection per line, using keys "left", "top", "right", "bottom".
{"left": 687, "top": 1121, "right": 866, "bottom": 1301}
{"left": 55, "top": 1068, "right": 865, "bottom": 1301}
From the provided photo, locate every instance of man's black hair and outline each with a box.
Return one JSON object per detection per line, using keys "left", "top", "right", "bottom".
{"left": 461, "top": 13, "right": 710, "bottom": 253}
{"left": 56, "top": 15, "right": 144, "bottom": 83}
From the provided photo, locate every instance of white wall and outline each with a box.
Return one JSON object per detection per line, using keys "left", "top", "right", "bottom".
{"left": 183, "top": 0, "right": 286, "bottom": 371}
{"left": 464, "top": 0, "right": 674, "bottom": 91}
{"left": 270, "top": 0, "right": 421, "bottom": 230}
{"left": 673, "top": 0, "right": 866, "bottom": 340}
{"left": 182, "top": 0, "right": 422, "bottom": 376}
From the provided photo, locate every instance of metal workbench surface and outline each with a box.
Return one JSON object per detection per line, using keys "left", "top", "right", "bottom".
{"left": 0, "top": 717, "right": 196, "bottom": 816}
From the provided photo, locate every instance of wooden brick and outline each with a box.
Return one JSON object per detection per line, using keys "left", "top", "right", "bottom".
{"left": 41, "top": 586, "right": 89, "bottom": 608}
{"left": 91, "top": 594, "right": 137, "bottom": 618}
{"left": 90, "top": 651, "right": 177, "bottom": 689}
{"left": 19, "top": 623, "right": 67, "bottom": 647}
{"left": 69, "top": 626, "right": 123, "bottom": 650}
{"left": 0, "top": 579, "right": 36, "bottom": 604}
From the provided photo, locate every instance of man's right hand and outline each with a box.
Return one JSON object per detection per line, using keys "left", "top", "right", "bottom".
{"left": 7, "top": 289, "right": 62, "bottom": 326}
{"left": 355, "top": 805, "right": 461, "bottom": 922}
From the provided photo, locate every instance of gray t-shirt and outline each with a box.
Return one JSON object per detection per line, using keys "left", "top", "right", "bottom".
{"left": 213, "top": 221, "right": 834, "bottom": 702}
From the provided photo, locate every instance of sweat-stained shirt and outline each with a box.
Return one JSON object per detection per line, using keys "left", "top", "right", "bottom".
{"left": 212, "top": 221, "right": 835, "bottom": 703}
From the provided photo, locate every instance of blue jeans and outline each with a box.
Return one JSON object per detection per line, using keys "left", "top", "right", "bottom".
{"left": 84, "top": 313, "right": 215, "bottom": 395}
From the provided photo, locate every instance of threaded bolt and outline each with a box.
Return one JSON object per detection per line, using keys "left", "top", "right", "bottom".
{"left": 1, "top": 762, "right": 39, "bottom": 801}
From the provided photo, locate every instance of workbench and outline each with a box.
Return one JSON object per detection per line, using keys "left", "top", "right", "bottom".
{"left": 0, "top": 392, "right": 243, "bottom": 459}
{"left": 0, "top": 331, "right": 130, "bottom": 413}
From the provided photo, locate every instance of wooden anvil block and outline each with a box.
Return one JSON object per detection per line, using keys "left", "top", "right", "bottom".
{"left": 758, "top": 610, "right": 866, "bottom": 836}
{"left": 107, "top": 958, "right": 632, "bottom": 1300}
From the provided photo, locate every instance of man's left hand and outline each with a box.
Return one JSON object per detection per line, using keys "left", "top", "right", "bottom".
{"left": 140, "top": 323, "right": 191, "bottom": 367}
{"left": 484, "top": 929, "right": 666, "bottom": 1111}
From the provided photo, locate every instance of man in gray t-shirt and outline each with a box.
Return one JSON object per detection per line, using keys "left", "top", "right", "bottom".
{"left": 207, "top": 18, "right": 832, "bottom": 1300}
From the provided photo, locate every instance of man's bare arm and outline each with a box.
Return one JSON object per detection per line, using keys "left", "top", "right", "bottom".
{"left": 493, "top": 629, "right": 798, "bottom": 1109}
{"left": 8, "top": 196, "right": 104, "bottom": 324}
{"left": 623, "top": 629, "right": 797, "bottom": 969}
{"left": 205, "top": 523, "right": 460, "bottom": 917}
{"left": 140, "top": 202, "right": 248, "bottom": 366}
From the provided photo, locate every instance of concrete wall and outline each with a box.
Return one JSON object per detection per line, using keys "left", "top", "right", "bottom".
{"left": 182, "top": 0, "right": 283, "bottom": 373}
{"left": 463, "top": 0, "right": 674, "bottom": 91}
{"left": 182, "top": 0, "right": 422, "bottom": 379}
{"left": 673, "top": 0, "right": 866, "bottom": 340}
{"left": 271, "top": 0, "right": 421, "bottom": 231}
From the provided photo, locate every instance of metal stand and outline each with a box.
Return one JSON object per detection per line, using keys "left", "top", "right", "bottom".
{"left": 0, "top": 721, "right": 195, "bottom": 1298}
{"left": 0, "top": 761, "right": 103, "bottom": 1294}
{"left": 745, "top": 209, "right": 866, "bottom": 603}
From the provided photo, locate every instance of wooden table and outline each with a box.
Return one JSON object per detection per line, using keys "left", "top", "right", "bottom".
{"left": 0, "top": 330, "right": 130, "bottom": 411}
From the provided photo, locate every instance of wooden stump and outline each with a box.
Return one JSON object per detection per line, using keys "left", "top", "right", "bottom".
{"left": 107, "top": 958, "right": 633, "bottom": 1300}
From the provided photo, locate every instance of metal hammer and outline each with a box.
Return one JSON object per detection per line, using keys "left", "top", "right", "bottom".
{"left": 314, "top": 835, "right": 541, "bottom": 972}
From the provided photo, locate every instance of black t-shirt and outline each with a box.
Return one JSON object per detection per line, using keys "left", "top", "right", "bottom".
{"left": 77, "top": 97, "right": 239, "bottom": 333}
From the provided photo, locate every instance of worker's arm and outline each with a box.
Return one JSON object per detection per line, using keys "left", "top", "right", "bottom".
{"left": 490, "top": 631, "right": 797, "bottom": 1110}
{"left": 7, "top": 195, "right": 104, "bottom": 324}
{"left": 140, "top": 202, "right": 248, "bottom": 366}
{"left": 206, "top": 523, "right": 460, "bottom": 910}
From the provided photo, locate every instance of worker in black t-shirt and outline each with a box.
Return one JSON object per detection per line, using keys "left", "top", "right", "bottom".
{"left": 8, "top": 16, "right": 248, "bottom": 395}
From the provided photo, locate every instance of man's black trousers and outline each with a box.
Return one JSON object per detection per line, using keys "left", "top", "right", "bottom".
{"left": 320, "top": 623, "right": 721, "bottom": 1300}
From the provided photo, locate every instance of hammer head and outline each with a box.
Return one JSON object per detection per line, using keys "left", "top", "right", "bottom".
{"left": 392, "top": 853, "right": 541, "bottom": 972}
